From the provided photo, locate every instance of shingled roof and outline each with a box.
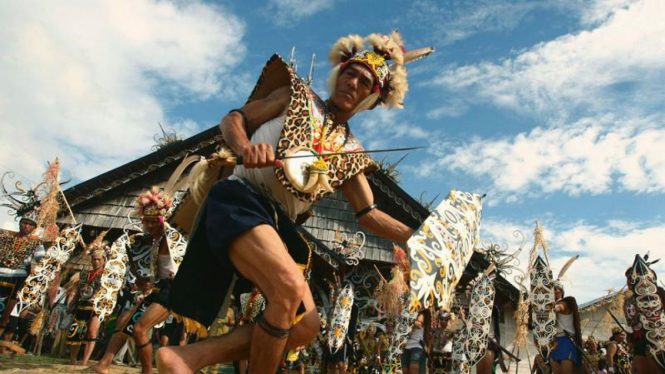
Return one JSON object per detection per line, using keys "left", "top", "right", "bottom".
{"left": 61, "top": 126, "right": 222, "bottom": 229}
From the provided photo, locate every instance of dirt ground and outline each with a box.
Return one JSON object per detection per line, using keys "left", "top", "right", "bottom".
{"left": 0, "top": 354, "right": 143, "bottom": 374}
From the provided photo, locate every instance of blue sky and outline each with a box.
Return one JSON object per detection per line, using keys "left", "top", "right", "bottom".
{"left": 1, "top": 0, "right": 664, "bottom": 302}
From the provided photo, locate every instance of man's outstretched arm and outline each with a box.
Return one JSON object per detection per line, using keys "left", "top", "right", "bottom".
{"left": 341, "top": 172, "right": 413, "bottom": 243}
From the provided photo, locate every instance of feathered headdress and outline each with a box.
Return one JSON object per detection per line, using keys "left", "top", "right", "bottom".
{"left": 135, "top": 155, "right": 200, "bottom": 219}
{"left": 87, "top": 230, "right": 110, "bottom": 259}
{"left": 1, "top": 172, "right": 42, "bottom": 225}
{"left": 1, "top": 159, "right": 67, "bottom": 240}
{"left": 553, "top": 255, "right": 579, "bottom": 292}
{"left": 328, "top": 31, "right": 434, "bottom": 112}
{"left": 135, "top": 186, "right": 173, "bottom": 219}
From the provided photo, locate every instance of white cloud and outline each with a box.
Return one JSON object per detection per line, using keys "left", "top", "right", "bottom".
{"left": 406, "top": 0, "right": 551, "bottom": 46}
{"left": 432, "top": 0, "right": 665, "bottom": 121}
{"left": 577, "top": 0, "right": 641, "bottom": 26}
{"left": 0, "top": 0, "right": 246, "bottom": 183}
{"left": 434, "top": 116, "right": 665, "bottom": 197}
{"left": 420, "top": 0, "right": 665, "bottom": 199}
{"left": 354, "top": 109, "right": 432, "bottom": 150}
{"left": 480, "top": 218, "right": 665, "bottom": 302}
{"left": 266, "top": 0, "right": 333, "bottom": 26}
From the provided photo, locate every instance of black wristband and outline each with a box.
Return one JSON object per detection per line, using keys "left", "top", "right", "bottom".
{"left": 228, "top": 109, "right": 249, "bottom": 136}
{"left": 355, "top": 203, "right": 378, "bottom": 218}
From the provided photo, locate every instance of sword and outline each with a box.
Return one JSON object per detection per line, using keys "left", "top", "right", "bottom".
{"left": 220, "top": 146, "right": 427, "bottom": 165}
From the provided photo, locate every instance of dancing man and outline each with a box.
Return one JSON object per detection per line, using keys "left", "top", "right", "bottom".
{"left": 67, "top": 235, "right": 107, "bottom": 365}
{"left": 158, "top": 31, "right": 432, "bottom": 374}
{"left": 91, "top": 187, "right": 187, "bottom": 374}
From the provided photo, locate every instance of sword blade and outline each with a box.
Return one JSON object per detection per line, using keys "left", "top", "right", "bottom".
{"left": 232, "top": 145, "right": 428, "bottom": 165}
{"left": 279, "top": 145, "right": 428, "bottom": 160}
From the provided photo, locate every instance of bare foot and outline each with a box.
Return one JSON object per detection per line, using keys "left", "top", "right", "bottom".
{"left": 88, "top": 362, "right": 110, "bottom": 374}
{"left": 156, "top": 346, "right": 195, "bottom": 374}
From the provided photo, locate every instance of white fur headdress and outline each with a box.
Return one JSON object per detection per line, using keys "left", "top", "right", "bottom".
{"left": 328, "top": 31, "right": 434, "bottom": 113}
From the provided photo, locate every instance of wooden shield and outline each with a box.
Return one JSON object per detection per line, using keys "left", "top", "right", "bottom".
{"left": 529, "top": 255, "right": 556, "bottom": 360}
{"left": 465, "top": 274, "right": 496, "bottom": 366}
{"left": 451, "top": 274, "right": 496, "bottom": 374}
{"left": 17, "top": 224, "right": 82, "bottom": 312}
{"left": 93, "top": 233, "right": 129, "bottom": 321}
{"left": 630, "top": 254, "right": 665, "bottom": 370}
{"left": 407, "top": 190, "right": 483, "bottom": 311}
{"left": 327, "top": 283, "right": 354, "bottom": 353}
{"left": 388, "top": 294, "right": 419, "bottom": 361}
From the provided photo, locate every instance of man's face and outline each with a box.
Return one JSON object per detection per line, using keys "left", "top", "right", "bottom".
{"left": 143, "top": 217, "right": 164, "bottom": 237}
{"left": 331, "top": 63, "right": 376, "bottom": 113}
{"left": 91, "top": 255, "right": 105, "bottom": 270}
{"left": 19, "top": 219, "right": 37, "bottom": 236}
{"left": 554, "top": 287, "right": 563, "bottom": 300}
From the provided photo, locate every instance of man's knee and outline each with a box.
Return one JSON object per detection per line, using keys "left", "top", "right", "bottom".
{"left": 132, "top": 322, "right": 148, "bottom": 341}
{"left": 270, "top": 272, "right": 307, "bottom": 311}
{"left": 291, "top": 310, "right": 319, "bottom": 345}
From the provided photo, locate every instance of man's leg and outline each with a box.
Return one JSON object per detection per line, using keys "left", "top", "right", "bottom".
{"left": 133, "top": 302, "right": 169, "bottom": 374}
{"left": 114, "top": 340, "right": 129, "bottom": 365}
{"left": 232, "top": 225, "right": 311, "bottom": 374}
{"left": 90, "top": 310, "right": 132, "bottom": 374}
{"left": 81, "top": 315, "right": 101, "bottom": 365}
{"left": 559, "top": 359, "right": 573, "bottom": 374}
{"left": 157, "top": 281, "right": 320, "bottom": 374}
{"left": 69, "top": 344, "right": 81, "bottom": 365}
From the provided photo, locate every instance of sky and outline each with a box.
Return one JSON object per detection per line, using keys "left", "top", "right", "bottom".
{"left": 1, "top": 0, "right": 664, "bottom": 303}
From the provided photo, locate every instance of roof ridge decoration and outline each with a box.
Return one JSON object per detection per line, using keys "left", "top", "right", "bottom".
{"left": 366, "top": 173, "right": 424, "bottom": 222}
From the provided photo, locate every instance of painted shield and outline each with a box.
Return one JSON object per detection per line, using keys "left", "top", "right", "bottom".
{"left": 327, "top": 283, "right": 354, "bottom": 353}
{"left": 17, "top": 224, "right": 82, "bottom": 312}
{"left": 388, "top": 293, "right": 419, "bottom": 361}
{"left": 529, "top": 255, "right": 556, "bottom": 360}
{"left": 465, "top": 274, "right": 496, "bottom": 366}
{"left": 629, "top": 254, "right": 665, "bottom": 370}
{"left": 92, "top": 233, "right": 129, "bottom": 321}
{"left": 407, "top": 190, "right": 483, "bottom": 311}
{"left": 451, "top": 274, "right": 496, "bottom": 374}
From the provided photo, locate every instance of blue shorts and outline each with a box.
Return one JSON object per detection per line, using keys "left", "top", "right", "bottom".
{"left": 551, "top": 336, "right": 579, "bottom": 364}
{"left": 168, "top": 179, "right": 311, "bottom": 329}
{"left": 402, "top": 348, "right": 427, "bottom": 374}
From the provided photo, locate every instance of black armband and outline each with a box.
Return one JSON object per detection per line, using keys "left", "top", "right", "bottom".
{"left": 355, "top": 203, "right": 378, "bottom": 218}
{"left": 228, "top": 109, "right": 249, "bottom": 136}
